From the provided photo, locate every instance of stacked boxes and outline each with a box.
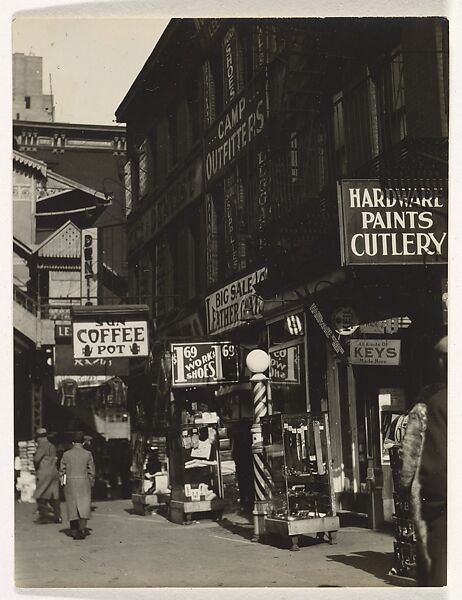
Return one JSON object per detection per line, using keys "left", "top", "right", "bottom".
{"left": 18, "top": 440, "right": 37, "bottom": 473}
{"left": 389, "top": 446, "right": 417, "bottom": 578}
{"left": 16, "top": 440, "right": 37, "bottom": 503}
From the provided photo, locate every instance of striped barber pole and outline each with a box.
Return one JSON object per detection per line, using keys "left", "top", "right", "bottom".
{"left": 253, "top": 452, "right": 268, "bottom": 501}
{"left": 253, "top": 380, "right": 267, "bottom": 422}
{"left": 252, "top": 378, "right": 271, "bottom": 502}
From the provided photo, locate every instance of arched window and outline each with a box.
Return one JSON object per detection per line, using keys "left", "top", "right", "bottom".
{"left": 176, "top": 99, "right": 193, "bottom": 162}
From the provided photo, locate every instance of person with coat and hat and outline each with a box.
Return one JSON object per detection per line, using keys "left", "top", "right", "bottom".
{"left": 33, "top": 428, "right": 61, "bottom": 524}
{"left": 59, "top": 431, "right": 95, "bottom": 540}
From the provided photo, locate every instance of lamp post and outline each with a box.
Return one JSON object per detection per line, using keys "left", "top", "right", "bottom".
{"left": 246, "top": 348, "right": 270, "bottom": 543}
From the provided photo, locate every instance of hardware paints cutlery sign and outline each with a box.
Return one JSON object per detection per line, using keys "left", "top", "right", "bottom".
{"left": 338, "top": 179, "right": 448, "bottom": 265}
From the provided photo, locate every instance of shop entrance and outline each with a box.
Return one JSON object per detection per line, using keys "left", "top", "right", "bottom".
{"left": 327, "top": 353, "right": 408, "bottom": 528}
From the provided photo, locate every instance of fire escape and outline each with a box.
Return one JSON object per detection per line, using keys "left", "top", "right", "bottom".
{"left": 250, "top": 21, "right": 340, "bottom": 280}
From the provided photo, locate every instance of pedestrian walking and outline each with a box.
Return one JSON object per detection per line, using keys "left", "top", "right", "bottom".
{"left": 400, "top": 336, "right": 447, "bottom": 586}
{"left": 60, "top": 431, "right": 95, "bottom": 540}
{"left": 418, "top": 336, "right": 447, "bottom": 586}
{"left": 33, "top": 428, "right": 61, "bottom": 524}
{"left": 399, "top": 397, "right": 429, "bottom": 581}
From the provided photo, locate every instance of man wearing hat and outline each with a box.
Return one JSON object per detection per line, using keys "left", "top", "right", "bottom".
{"left": 33, "top": 428, "right": 61, "bottom": 524}
{"left": 59, "top": 431, "right": 95, "bottom": 540}
{"left": 418, "top": 336, "right": 448, "bottom": 586}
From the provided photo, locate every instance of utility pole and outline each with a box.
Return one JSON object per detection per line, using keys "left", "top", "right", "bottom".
{"left": 49, "top": 73, "right": 55, "bottom": 122}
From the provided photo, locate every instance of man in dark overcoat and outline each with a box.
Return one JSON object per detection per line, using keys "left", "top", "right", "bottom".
{"left": 33, "top": 428, "right": 61, "bottom": 523}
{"left": 59, "top": 431, "right": 95, "bottom": 540}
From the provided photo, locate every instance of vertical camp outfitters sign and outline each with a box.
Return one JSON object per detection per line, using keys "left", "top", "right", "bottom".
{"left": 81, "top": 228, "right": 98, "bottom": 305}
{"left": 205, "top": 76, "right": 268, "bottom": 185}
{"left": 338, "top": 179, "right": 448, "bottom": 265}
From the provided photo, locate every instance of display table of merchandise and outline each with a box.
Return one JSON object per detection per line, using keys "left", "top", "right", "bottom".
{"left": 389, "top": 445, "right": 417, "bottom": 579}
{"left": 261, "top": 413, "right": 339, "bottom": 551}
{"left": 167, "top": 423, "right": 224, "bottom": 524}
{"left": 16, "top": 440, "right": 37, "bottom": 502}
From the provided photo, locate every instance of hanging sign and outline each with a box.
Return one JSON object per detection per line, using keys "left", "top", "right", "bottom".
{"left": 55, "top": 343, "right": 129, "bottom": 375}
{"left": 269, "top": 345, "right": 301, "bottom": 384}
{"left": 308, "top": 302, "right": 347, "bottom": 361}
{"left": 338, "top": 179, "right": 448, "bottom": 265}
{"left": 349, "top": 339, "right": 401, "bottom": 366}
{"left": 72, "top": 320, "right": 148, "bottom": 359}
{"left": 205, "top": 267, "right": 267, "bottom": 335}
{"left": 359, "top": 316, "right": 411, "bottom": 334}
{"left": 81, "top": 228, "right": 98, "bottom": 305}
{"left": 331, "top": 306, "right": 359, "bottom": 335}
{"left": 171, "top": 342, "right": 239, "bottom": 387}
{"left": 204, "top": 75, "right": 268, "bottom": 185}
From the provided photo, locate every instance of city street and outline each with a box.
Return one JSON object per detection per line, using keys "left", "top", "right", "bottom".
{"left": 15, "top": 500, "right": 409, "bottom": 588}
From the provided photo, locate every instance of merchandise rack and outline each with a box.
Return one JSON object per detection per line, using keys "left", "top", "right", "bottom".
{"left": 261, "top": 412, "right": 339, "bottom": 551}
{"left": 167, "top": 422, "right": 225, "bottom": 524}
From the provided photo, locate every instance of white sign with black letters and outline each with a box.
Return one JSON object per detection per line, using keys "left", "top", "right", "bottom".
{"left": 73, "top": 320, "right": 148, "bottom": 358}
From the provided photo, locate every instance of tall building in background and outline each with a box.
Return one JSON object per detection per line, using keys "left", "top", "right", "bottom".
{"left": 12, "top": 52, "right": 132, "bottom": 499}
{"left": 13, "top": 53, "right": 54, "bottom": 122}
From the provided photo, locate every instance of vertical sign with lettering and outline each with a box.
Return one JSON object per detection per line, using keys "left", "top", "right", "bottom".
{"left": 205, "top": 194, "right": 219, "bottom": 286}
{"left": 223, "top": 27, "right": 243, "bottom": 106}
{"left": 81, "top": 228, "right": 98, "bottom": 306}
{"left": 256, "top": 149, "right": 268, "bottom": 251}
{"left": 203, "top": 61, "right": 216, "bottom": 127}
{"left": 224, "top": 170, "right": 239, "bottom": 274}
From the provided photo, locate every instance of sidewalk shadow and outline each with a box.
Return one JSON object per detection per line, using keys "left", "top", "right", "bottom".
{"left": 59, "top": 527, "right": 93, "bottom": 538}
{"left": 326, "top": 550, "right": 407, "bottom": 586}
{"left": 216, "top": 515, "right": 327, "bottom": 548}
{"left": 216, "top": 516, "right": 254, "bottom": 541}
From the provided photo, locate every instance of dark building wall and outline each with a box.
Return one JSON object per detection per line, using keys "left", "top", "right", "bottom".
{"left": 119, "top": 17, "right": 448, "bottom": 324}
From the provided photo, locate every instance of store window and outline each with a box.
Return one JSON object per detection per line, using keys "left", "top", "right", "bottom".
{"left": 377, "top": 47, "right": 407, "bottom": 148}
{"left": 138, "top": 140, "right": 150, "bottom": 199}
{"left": 157, "top": 116, "right": 173, "bottom": 180}
{"left": 154, "top": 237, "right": 174, "bottom": 316}
{"left": 332, "top": 92, "right": 347, "bottom": 177}
{"left": 175, "top": 223, "right": 196, "bottom": 302}
{"left": 268, "top": 313, "right": 307, "bottom": 415}
{"left": 343, "top": 72, "right": 380, "bottom": 170}
{"left": 186, "top": 75, "right": 201, "bottom": 141}
{"left": 203, "top": 60, "right": 216, "bottom": 127}
{"left": 176, "top": 99, "right": 193, "bottom": 162}
{"left": 168, "top": 110, "right": 178, "bottom": 169}
{"left": 123, "top": 160, "right": 132, "bottom": 216}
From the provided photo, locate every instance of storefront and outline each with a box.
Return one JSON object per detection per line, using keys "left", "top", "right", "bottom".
{"left": 251, "top": 178, "right": 448, "bottom": 528}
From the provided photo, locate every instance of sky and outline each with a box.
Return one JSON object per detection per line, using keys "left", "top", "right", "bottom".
{"left": 12, "top": 15, "right": 169, "bottom": 125}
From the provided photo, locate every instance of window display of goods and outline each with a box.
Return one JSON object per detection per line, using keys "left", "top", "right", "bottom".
{"left": 260, "top": 413, "right": 339, "bottom": 550}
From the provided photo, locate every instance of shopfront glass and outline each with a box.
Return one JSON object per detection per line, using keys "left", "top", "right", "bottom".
{"left": 267, "top": 313, "right": 307, "bottom": 415}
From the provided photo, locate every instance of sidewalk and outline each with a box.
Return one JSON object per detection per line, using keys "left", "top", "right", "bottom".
{"left": 15, "top": 499, "right": 410, "bottom": 588}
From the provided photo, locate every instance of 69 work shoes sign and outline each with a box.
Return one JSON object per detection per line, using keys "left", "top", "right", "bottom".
{"left": 73, "top": 320, "right": 149, "bottom": 359}
{"left": 171, "top": 342, "right": 239, "bottom": 386}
